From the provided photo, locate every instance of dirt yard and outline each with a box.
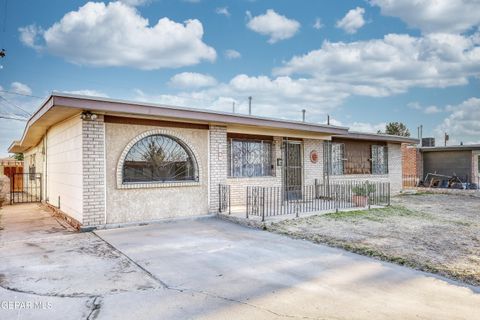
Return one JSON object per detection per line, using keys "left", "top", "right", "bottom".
{"left": 269, "top": 193, "right": 480, "bottom": 286}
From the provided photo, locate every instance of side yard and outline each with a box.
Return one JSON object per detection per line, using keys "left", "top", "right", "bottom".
{"left": 269, "top": 193, "right": 480, "bottom": 286}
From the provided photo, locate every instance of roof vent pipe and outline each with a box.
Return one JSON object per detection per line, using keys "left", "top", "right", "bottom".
{"left": 302, "top": 109, "right": 306, "bottom": 122}
{"left": 327, "top": 114, "right": 330, "bottom": 125}
{"left": 248, "top": 96, "right": 252, "bottom": 115}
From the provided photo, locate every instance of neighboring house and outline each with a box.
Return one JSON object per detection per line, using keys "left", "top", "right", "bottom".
{"left": 0, "top": 157, "right": 24, "bottom": 192}
{"left": 8, "top": 93, "right": 417, "bottom": 229}
{"left": 420, "top": 145, "right": 480, "bottom": 185}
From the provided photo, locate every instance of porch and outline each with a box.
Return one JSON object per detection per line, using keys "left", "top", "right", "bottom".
{"left": 218, "top": 180, "right": 391, "bottom": 222}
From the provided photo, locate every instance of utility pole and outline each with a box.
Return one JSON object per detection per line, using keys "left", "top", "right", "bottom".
{"left": 248, "top": 96, "right": 252, "bottom": 115}
{"left": 444, "top": 132, "right": 449, "bottom": 146}
{"left": 232, "top": 101, "right": 235, "bottom": 113}
{"left": 302, "top": 109, "right": 306, "bottom": 122}
{"left": 327, "top": 114, "right": 330, "bottom": 125}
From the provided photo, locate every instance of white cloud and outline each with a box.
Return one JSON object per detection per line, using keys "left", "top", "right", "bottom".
{"left": 215, "top": 7, "right": 230, "bottom": 17}
{"left": 246, "top": 9, "right": 300, "bottom": 44}
{"left": 424, "top": 105, "right": 442, "bottom": 114}
{"left": 19, "top": 2, "right": 216, "bottom": 70}
{"left": 330, "top": 118, "right": 386, "bottom": 133}
{"left": 225, "top": 49, "right": 241, "bottom": 59}
{"left": 10, "top": 82, "right": 32, "bottom": 95}
{"left": 370, "top": 0, "right": 480, "bottom": 34}
{"left": 18, "top": 24, "right": 42, "bottom": 49}
{"left": 408, "top": 102, "right": 442, "bottom": 114}
{"left": 336, "top": 7, "right": 366, "bottom": 34}
{"left": 119, "top": 0, "right": 150, "bottom": 6}
{"left": 61, "top": 89, "right": 109, "bottom": 98}
{"left": 313, "top": 18, "right": 323, "bottom": 30}
{"left": 168, "top": 72, "right": 218, "bottom": 89}
{"left": 435, "top": 97, "right": 480, "bottom": 144}
{"left": 275, "top": 32, "right": 480, "bottom": 96}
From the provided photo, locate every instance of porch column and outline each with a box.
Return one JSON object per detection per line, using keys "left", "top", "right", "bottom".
{"left": 209, "top": 125, "right": 227, "bottom": 213}
{"left": 82, "top": 115, "right": 106, "bottom": 228}
{"left": 388, "top": 143, "right": 402, "bottom": 195}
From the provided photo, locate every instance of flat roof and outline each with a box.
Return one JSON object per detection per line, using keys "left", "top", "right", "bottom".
{"left": 334, "top": 131, "right": 419, "bottom": 144}
{"left": 420, "top": 145, "right": 480, "bottom": 152}
{"left": 8, "top": 92, "right": 419, "bottom": 153}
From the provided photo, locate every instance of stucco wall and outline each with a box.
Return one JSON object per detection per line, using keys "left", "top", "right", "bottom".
{"left": 45, "top": 115, "right": 83, "bottom": 221}
{"left": 105, "top": 123, "right": 209, "bottom": 224}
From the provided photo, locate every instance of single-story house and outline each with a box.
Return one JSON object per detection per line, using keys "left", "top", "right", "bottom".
{"left": 8, "top": 93, "right": 417, "bottom": 229}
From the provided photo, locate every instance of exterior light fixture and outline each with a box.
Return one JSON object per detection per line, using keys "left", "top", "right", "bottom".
{"left": 81, "top": 111, "right": 98, "bottom": 120}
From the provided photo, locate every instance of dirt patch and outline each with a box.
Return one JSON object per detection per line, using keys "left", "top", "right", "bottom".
{"left": 269, "top": 193, "right": 480, "bottom": 286}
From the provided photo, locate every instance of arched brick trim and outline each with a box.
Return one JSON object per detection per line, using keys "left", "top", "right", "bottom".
{"left": 116, "top": 129, "right": 203, "bottom": 189}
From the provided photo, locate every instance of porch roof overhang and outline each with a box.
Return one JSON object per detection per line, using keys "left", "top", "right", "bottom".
{"left": 333, "top": 131, "right": 419, "bottom": 144}
{"left": 8, "top": 93, "right": 349, "bottom": 153}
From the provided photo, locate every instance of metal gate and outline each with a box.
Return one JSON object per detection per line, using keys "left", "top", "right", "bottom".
{"left": 283, "top": 140, "right": 303, "bottom": 200}
{"left": 10, "top": 173, "right": 42, "bottom": 204}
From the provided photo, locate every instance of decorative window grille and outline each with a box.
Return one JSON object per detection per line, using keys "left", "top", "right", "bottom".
{"left": 331, "top": 143, "right": 345, "bottom": 175}
{"left": 228, "top": 139, "right": 273, "bottom": 177}
{"left": 122, "top": 134, "right": 197, "bottom": 183}
{"left": 324, "top": 141, "right": 345, "bottom": 175}
{"left": 372, "top": 145, "right": 388, "bottom": 174}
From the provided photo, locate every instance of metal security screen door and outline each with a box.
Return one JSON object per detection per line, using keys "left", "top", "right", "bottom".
{"left": 283, "top": 140, "right": 303, "bottom": 200}
{"left": 10, "top": 173, "right": 42, "bottom": 204}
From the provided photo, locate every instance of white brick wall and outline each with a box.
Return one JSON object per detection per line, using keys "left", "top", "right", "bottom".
{"left": 209, "top": 126, "right": 228, "bottom": 212}
{"left": 472, "top": 151, "right": 480, "bottom": 185}
{"left": 82, "top": 115, "right": 106, "bottom": 227}
{"left": 303, "top": 139, "right": 324, "bottom": 186}
{"left": 330, "top": 142, "right": 403, "bottom": 195}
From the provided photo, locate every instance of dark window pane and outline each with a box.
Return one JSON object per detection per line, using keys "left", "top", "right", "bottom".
{"left": 228, "top": 139, "right": 273, "bottom": 177}
{"left": 123, "top": 134, "right": 197, "bottom": 183}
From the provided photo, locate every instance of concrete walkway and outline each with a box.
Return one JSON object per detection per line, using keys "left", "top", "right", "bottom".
{"left": 0, "top": 204, "right": 479, "bottom": 319}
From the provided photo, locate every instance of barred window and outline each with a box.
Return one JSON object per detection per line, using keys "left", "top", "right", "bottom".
{"left": 372, "top": 145, "right": 388, "bottom": 174}
{"left": 228, "top": 139, "right": 273, "bottom": 177}
{"left": 123, "top": 134, "right": 197, "bottom": 183}
{"left": 330, "top": 143, "right": 345, "bottom": 175}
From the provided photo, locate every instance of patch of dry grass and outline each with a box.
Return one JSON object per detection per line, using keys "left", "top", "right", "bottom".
{"left": 269, "top": 194, "right": 480, "bottom": 286}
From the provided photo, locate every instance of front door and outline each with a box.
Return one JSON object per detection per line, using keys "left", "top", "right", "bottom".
{"left": 283, "top": 140, "right": 302, "bottom": 200}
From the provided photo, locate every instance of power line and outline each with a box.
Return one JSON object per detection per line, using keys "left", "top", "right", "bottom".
{"left": 0, "top": 96, "right": 31, "bottom": 116}
{"left": 0, "top": 89, "right": 44, "bottom": 99}
{"left": 0, "top": 115, "right": 28, "bottom": 121}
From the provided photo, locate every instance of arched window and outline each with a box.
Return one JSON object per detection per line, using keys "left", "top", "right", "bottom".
{"left": 122, "top": 134, "right": 197, "bottom": 183}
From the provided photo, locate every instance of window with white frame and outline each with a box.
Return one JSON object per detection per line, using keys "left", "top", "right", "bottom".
{"left": 228, "top": 139, "right": 273, "bottom": 177}
{"left": 371, "top": 145, "right": 388, "bottom": 174}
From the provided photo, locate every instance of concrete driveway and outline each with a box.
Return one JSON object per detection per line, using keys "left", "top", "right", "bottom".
{"left": 0, "top": 206, "right": 479, "bottom": 319}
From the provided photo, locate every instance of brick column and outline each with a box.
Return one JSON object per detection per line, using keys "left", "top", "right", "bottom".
{"left": 388, "top": 143, "right": 402, "bottom": 195}
{"left": 209, "top": 125, "right": 227, "bottom": 213}
{"left": 82, "top": 115, "right": 106, "bottom": 228}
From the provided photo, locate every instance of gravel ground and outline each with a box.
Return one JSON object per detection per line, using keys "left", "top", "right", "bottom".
{"left": 269, "top": 193, "right": 480, "bottom": 286}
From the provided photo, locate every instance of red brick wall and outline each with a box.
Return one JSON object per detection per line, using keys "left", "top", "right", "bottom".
{"left": 402, "top": 143, "right": 421, "bottom": 177}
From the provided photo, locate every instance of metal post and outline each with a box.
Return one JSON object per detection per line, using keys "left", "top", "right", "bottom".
{"left": 366, "top": 180, "right": 370, "bottom": 210}
{"left": 261, "top": 187, "right": 265, "bottom": 222}
{"left": 302, "top": 109, "right": 306, "bottom": 122}
{"left": 248, "top": 96, "right": 252, "bottom": 115}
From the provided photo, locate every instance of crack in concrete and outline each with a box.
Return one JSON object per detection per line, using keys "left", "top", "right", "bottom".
{"left": 86, "top": 296, "right": 102, "bottom": 320}
{"left": 93, "top": 232, "right": 327, "bottom": 320}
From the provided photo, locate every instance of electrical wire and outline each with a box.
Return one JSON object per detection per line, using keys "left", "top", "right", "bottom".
{"left": 0, "top": 89, "right": 44, "bottom": 99}
{"left": 0, "top": 96, "right": 31, "bottom": 116}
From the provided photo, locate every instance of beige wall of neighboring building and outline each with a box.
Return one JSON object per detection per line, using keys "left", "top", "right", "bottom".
{"left": 45, "top": 115, "right": 84, "bottom": 221}
{"left": 105, "top": 123, "right": 209, "bottom": 224}
{"left": 473, "top": 151, "right": 480, "bottom": 185}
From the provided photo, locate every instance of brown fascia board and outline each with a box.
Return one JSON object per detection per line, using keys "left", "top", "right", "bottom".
{"left": 420, "top": 145, "right": 480, "bottom": 152}
{"left": 334, "top": 131, "right": 420, "bottom": 144}
{"left": 52, "top": 93, "right": 349, "bottom": 134}
{"left": 8, "top": 93, "right": 349, "bottom": 153}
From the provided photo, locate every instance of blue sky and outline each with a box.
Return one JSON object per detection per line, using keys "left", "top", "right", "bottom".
{"left": 1, "top": 0, "right": 479, "bottom": 156}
